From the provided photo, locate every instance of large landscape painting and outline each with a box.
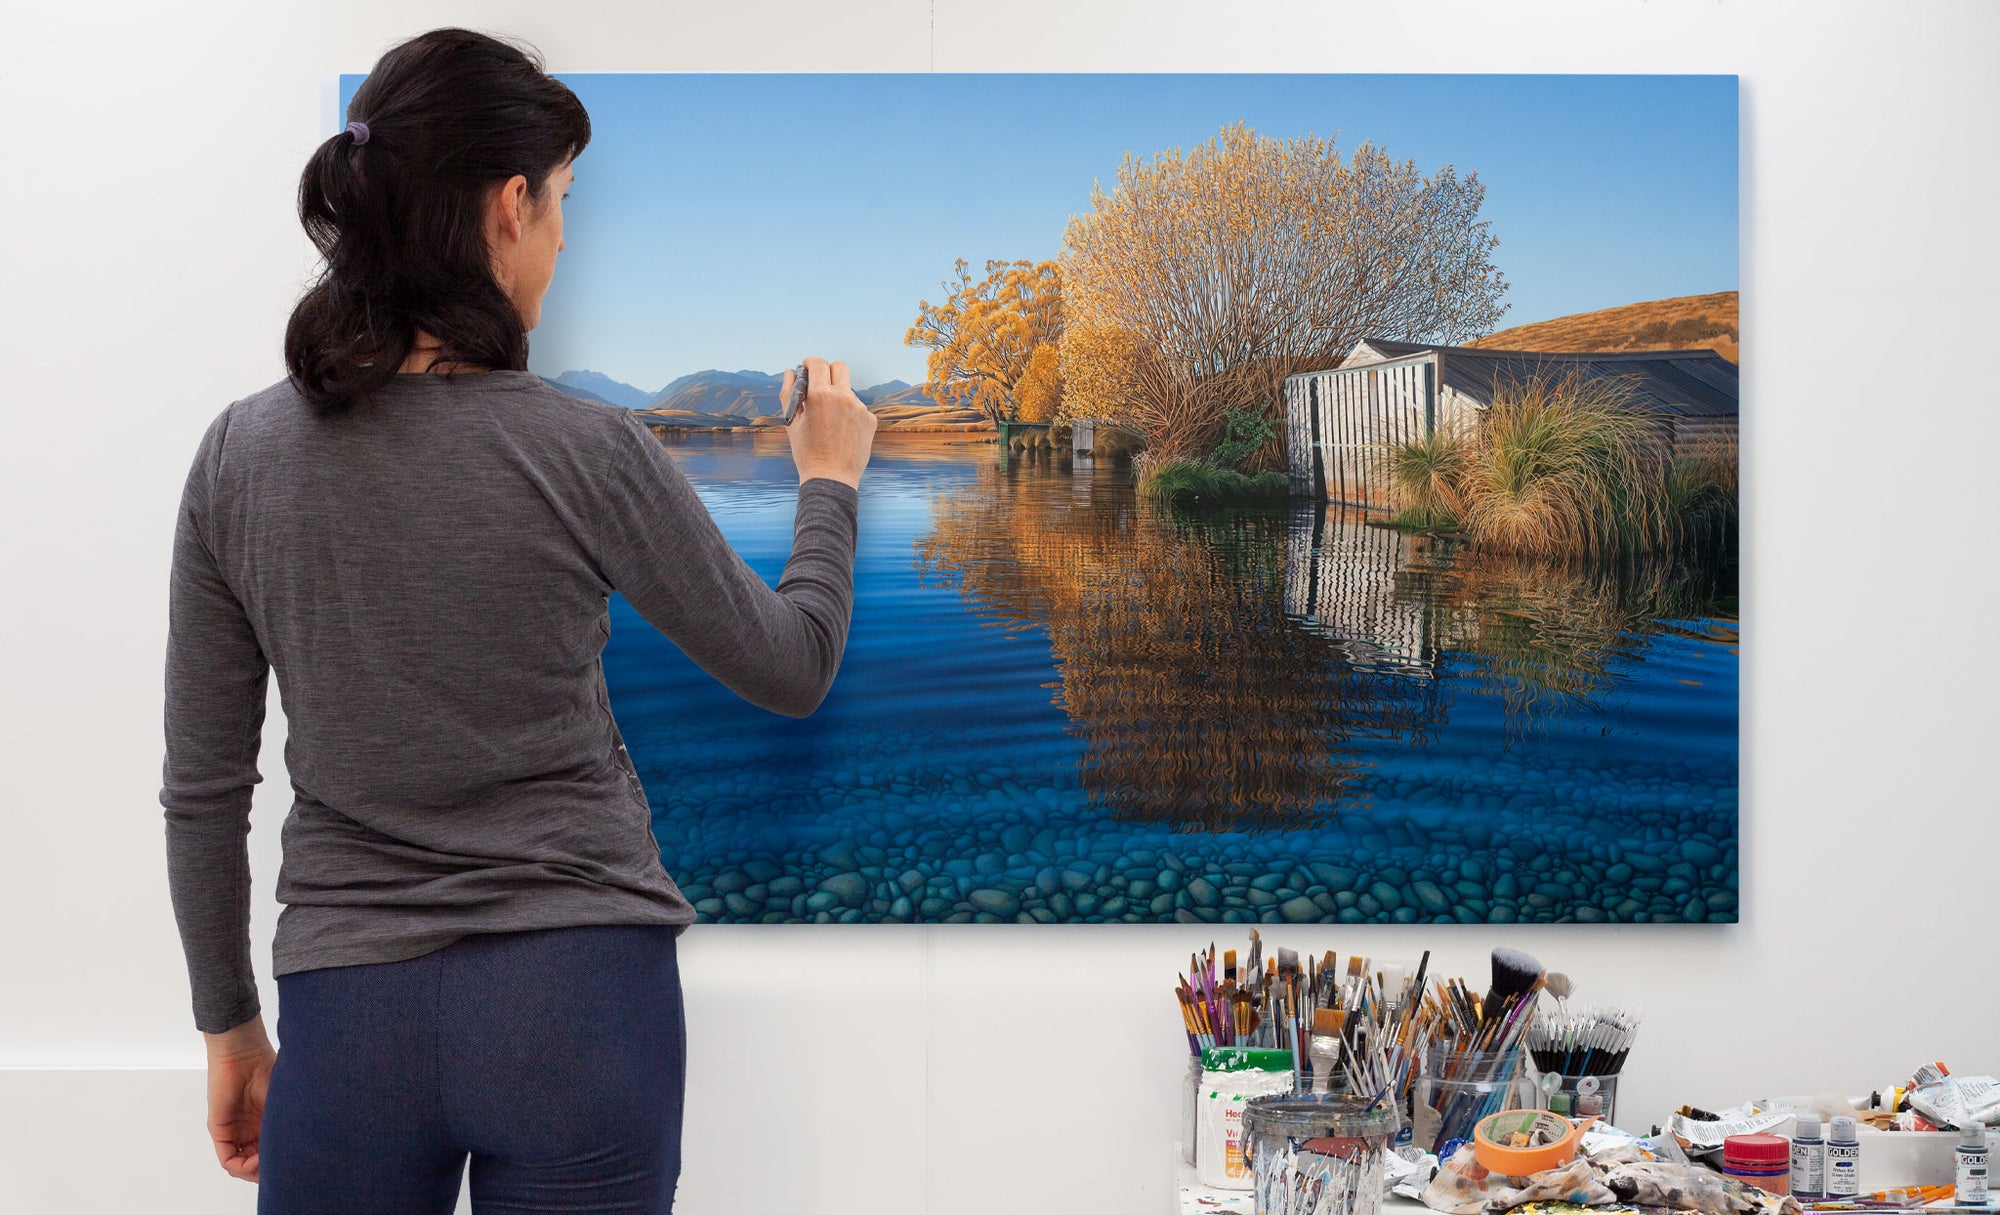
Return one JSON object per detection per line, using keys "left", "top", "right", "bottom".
{"left": 338, "top": 72, "right": 1741, "bottom": 925}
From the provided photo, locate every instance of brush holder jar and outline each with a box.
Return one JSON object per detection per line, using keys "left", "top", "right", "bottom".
{"left": 1242, "top": 1094, "right": 1392, "bottom": 1215}
{"left": 1412, "top": 1043, "right": 1534, "bottom": 1158}
{"left": 1530, "top": 1068, "right": 1620, "bottom": 1128}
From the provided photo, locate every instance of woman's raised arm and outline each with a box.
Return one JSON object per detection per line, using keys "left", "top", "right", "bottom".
{"left": 582, "top": 409, "right": 861, "bottom": 718}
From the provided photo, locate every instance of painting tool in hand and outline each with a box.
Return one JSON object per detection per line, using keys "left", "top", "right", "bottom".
{"left": 783, "top": 362, "right": 810, "bottom": 422}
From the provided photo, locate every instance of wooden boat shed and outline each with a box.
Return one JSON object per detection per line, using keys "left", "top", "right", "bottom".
{"left": 1284, "top": 338, "right": 1740, "bottom": 509}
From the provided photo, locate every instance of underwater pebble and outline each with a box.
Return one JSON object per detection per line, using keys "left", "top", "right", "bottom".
{"left": 968, "top": 888, "right": 1020, "bottom": 916}
{"left": 1280, "top": 897, "right": 1319, "bottom": 923}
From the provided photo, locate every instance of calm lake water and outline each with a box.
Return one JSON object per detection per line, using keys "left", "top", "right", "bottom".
{"left": 605, "top": 431, "right": 1739, "bottom": 925}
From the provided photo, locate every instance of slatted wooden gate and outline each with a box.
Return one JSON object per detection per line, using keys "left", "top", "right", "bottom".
{"left": 1286, "top": 357, "right": 1436, "bottom": 510}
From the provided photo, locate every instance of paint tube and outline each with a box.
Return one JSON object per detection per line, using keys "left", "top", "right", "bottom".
{"left": 1911, "top": 1075, "right": 2000, "bottom": 1131}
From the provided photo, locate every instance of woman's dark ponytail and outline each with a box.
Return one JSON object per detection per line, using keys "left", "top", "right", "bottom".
{"left": 283, "top": 28, "right": 590, "bottom": 415}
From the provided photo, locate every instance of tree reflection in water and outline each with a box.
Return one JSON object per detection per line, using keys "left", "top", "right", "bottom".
{"left": 915, "top": 453, "right": 1734, "bottom": 835}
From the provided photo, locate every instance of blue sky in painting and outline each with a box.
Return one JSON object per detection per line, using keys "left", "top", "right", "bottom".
{"left": 337, "top": 72, "right": 1737, "bottom": 394}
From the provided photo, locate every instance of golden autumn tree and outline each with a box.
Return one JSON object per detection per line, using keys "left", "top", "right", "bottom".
{"left": 1011, "top": 343, "right": 1063, "bottom": 423}
{"left": 904, "top": 257, "right": 1064, "bottom": 424}
{"left": 1060, "top": 120, "right": 1509, "bottom": 472}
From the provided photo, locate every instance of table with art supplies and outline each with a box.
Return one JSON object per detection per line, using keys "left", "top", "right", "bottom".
{"left": 1170, "top": 935, "right": 1992, "bottom": 1215}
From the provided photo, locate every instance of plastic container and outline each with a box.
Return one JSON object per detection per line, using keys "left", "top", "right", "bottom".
{"left": 1197, "top": 1047, "right": 1300, "bottom": 1190}
{"left": 1413, "top": 1043, "right": 1536, "bottom": 1157}
{"left": 1959, "top": 1118, "right": 1989, "bottom": 1208}
{"left": 1184, "top": 1053, "right": 1205, "bottom": 1166}
{"left": 1828, "top": 1116, "right": 1862, "bottom": 1199}
{"left": 1723, "top": 1134, "right": 1792, "bottom": 1194}
{"left": 1242, "top": 1093, "right": 1393, "bottom": 1215}
{"left": 1791, "top": 1113, "right": 1826, "bottom": 1200}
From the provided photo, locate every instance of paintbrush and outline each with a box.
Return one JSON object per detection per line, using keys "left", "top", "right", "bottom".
{"left": 1482, "top": 947, "right": 1545, "bottom": 1023}
{"left": 1545, "top": 971, "right": 1574, "bottom": 1023}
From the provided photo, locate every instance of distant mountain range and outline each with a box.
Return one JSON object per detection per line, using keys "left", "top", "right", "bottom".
{"left": 549, "top": 368, "right": 924, "bottom": 414}
{"left": 551, "top": 369, "right": 651, "bottom": 409}
{"left": 542, "top": 367, "right": 985, "bottom": 430}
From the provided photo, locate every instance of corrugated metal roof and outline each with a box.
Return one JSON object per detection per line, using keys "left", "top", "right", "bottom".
{"left": 1343, "top": 338, "right": 1738, "bottom": 418}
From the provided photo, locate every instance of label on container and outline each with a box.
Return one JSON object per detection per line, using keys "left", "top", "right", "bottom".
{"left": 1791, "top": 1142, "right": 1825, "bottom": 1199}
{"left": 1196, "top": 1091, "right": 1264, "bottom": 1190}
{"left": 1959, "top": 1146, "right": 1989, "bottom": 1206}
{"left": 1826, "top": 1143, "right": 1861, "bottom": 1198}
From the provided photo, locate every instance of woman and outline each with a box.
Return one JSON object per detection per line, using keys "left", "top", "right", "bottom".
{"left": 160, "top": 27, "right": 876, "bottom": 1213}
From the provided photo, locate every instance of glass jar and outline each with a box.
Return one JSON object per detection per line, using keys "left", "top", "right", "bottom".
{"left": 1530, "top": 1067, "right": 1621, "bottom": 1128}
{"left": 1411, "top": 1042, "right": 1535, "bottom": 1157}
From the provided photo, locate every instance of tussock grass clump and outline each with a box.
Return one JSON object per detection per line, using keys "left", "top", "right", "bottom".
{"left": 1665, "top": 431, "right": 1739, "bottom": 551}
{"left": 1380, "top": 367, "right": 1737, "bottom": 558}
{"left": 1386, "top": 423, "right": 1473, "bottom": 530}
{"left": 1455, "top": 368, "right": 1669, "bottom": 558}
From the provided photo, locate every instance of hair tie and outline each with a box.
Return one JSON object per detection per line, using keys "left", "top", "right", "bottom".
{"left": 345, "top": 120, "right": 370, "bottom": 145}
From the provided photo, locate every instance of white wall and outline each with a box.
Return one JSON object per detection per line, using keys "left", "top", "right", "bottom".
{"left": 4, "top": 1, "right": 1997, "bottom": 1212}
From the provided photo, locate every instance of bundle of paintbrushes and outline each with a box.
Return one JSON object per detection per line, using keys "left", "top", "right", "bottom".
{"left": 1175, "top": 931, "right": 1439, "bottom": 1104}
{"left": 1174, "top": 939, "right": 1262, "bottom": 1054}
{"left": 1525, "top": 1001, "right": 1642, "bottom": 1079}
{"left": 1411, "top": 947, "right": 1548, "bottom": 1154}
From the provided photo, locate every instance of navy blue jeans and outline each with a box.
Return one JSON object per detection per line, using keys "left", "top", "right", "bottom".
{"left": 257, "top": 923, "right": 686, "bottom": 1214}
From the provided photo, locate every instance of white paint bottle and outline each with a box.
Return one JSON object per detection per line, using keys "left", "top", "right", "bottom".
{"left": 1959, "top": 1117, "right": 1990, "bottom": 1207}
{"left": 1826, "top": 1116, "right": 1860, "bottom": 1199}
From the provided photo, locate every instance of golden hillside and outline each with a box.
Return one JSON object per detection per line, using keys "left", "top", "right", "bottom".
{"left": 1469, "top": 291, "right": 1738, "bottom": 364}
{"left": 746, "top": 402, "right": 996, "bottom": 432}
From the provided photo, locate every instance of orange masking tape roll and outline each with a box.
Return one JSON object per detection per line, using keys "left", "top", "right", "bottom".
{"left": 1472, "top": 1110, "right": 1598, "bottom": 1175}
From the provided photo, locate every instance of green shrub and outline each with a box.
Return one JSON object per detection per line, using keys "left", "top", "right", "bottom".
{"left": 1206, "top": 406, "right": 1277, "bottom": 472}
{"left": 1137, "top": 457, "right": 1289, "bottom": 503}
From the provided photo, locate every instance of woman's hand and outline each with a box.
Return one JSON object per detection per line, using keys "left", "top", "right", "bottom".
{"left": 782, "top": 357, "right": 877, "bottom": 490}
{"left": 203, "top": 1015, "right": 276, "bottom": 1182}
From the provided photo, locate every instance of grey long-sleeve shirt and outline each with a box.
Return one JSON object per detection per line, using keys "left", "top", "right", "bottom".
{"left": 161, "top": 369, "right": 859, "bottom": 1034}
